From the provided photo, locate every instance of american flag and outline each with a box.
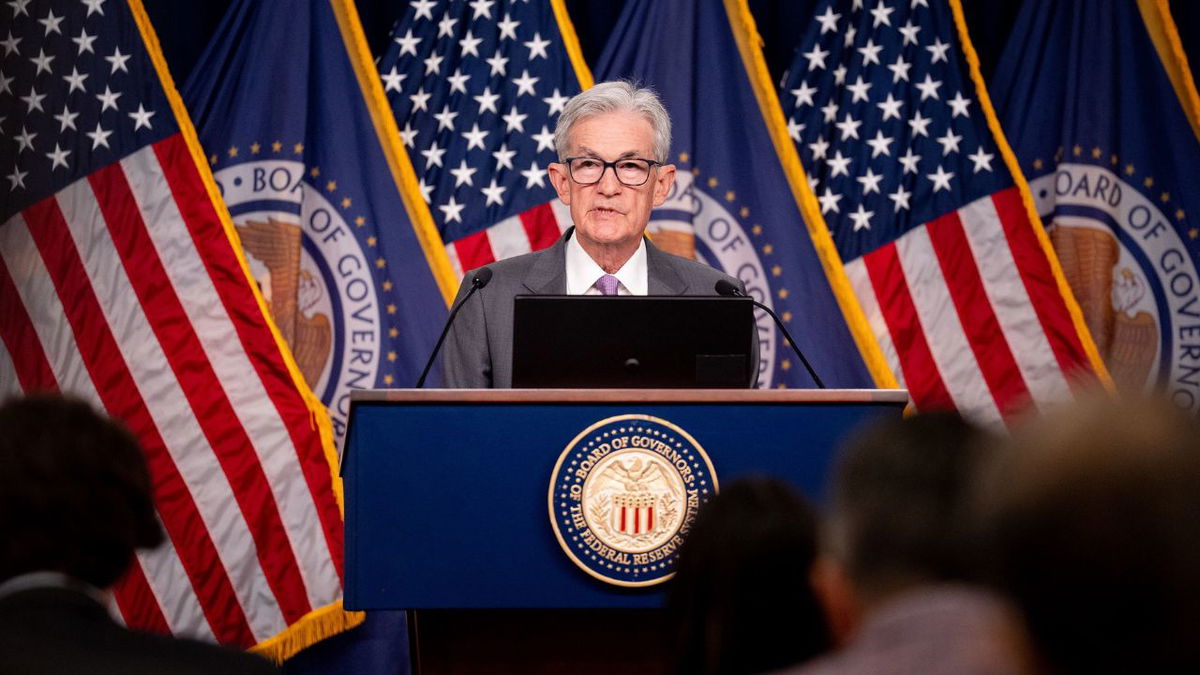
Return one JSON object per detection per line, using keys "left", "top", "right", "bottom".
{"left": 377, "top": 0, "right": 592, "bottom": 276}
{"left": 0, "top": 0, "right": 350, "bottom": 655}
{"left": 781, "top": 0, "right": 1107, "bottom": 423}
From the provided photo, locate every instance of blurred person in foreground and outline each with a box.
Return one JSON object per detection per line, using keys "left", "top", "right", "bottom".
{"left": 982, "top": 394, "right": 1200, "bottom": 674}
{"left": 667, "top": 477, "right": 830, "bottom": 675}
{"left": 0, "top": 395, "right": 275, "bottom": 674}
{"left": 786, "top": 412, "right": 1028, "bottom": 675}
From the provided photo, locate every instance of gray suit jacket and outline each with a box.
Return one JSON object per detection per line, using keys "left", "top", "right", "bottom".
{"left": 442, "top": 227, "right": 756, "bottom": 388}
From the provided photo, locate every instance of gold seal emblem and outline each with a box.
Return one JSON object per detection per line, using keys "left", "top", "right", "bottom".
{"left": 237, "top": 217, "right": 334, "bottom": 389}
{"left": 1051, "top": 225, "right": 1157, "bottom": 390}
{"left": 548, "top": 414, "right": 718, "bottom": 587}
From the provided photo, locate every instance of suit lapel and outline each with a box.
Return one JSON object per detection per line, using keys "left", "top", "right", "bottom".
{"left": 522, "top": 228, "right": 570, "bottom": 294}
{"left": 646, "top": 238, "right": 687, "bottom": 295}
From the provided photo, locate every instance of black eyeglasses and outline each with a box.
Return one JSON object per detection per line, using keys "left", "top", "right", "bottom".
{"left": 562, "top": 156, "right": 662, "bottom": 186}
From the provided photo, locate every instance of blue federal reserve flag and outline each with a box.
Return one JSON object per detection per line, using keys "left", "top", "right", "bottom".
{"left": 991, "top": 0, "right": 1200, "bottom": 411}
{"left": 184, "top": 0, "right": 457, "bottom": 437}
{"left": 595, "top": 0, "right": 892, "bottom": 388}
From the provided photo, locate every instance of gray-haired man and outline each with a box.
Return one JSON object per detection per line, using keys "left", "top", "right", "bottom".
{"left": 442, "top": 81, "right": 751, "bottom": 388}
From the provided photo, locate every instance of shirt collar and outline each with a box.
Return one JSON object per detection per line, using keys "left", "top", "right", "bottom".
{"left": 0, "top": 571, "right": 110, "bottom": 608}
{"left": 565, "top": 231, "right": 648, "bottom": 295}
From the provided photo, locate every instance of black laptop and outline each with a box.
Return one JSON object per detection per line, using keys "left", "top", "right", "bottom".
{"left": 510, "top": 295, "right": 756, "bottom": 388}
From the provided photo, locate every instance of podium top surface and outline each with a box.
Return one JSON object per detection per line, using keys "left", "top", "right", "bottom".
{"left": 350, "top": 388, "right": 909, "bottom": 405}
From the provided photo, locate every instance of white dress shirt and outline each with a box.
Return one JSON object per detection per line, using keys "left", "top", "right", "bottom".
{"left": 564, "top": 232, "right": 648, "bottom": 295}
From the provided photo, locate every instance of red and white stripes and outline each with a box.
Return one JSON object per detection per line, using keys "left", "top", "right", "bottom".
{"left": 0, "top": 135, "right": 344, "bottom": 648}
{"left": 445, "top": 199, "right": 572, "bottom": 277}
{"left": 845, "top": 187, "right": 1092, "bottom": 424}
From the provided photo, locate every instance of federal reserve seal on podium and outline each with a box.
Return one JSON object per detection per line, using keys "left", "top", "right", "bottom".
{"left": 548, "top": 414, "right": 718, "bottom": 587}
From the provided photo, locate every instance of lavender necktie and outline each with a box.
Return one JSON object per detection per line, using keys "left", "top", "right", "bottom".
{"left": 594, "top": 274, "right": 620, "bottom": 296}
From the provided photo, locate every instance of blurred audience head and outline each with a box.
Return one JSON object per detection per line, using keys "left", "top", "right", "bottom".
{"left": 668, "top": 476, "right": 829, "bottom": 675}
{"left": 982, "top": 394, "right": 1200, "bottom": 674}
{"left": 0, "top": 395, "right": 163, "bottom": 589}
{"left": 824, "top": 411, "right": 996, "bottom": 606}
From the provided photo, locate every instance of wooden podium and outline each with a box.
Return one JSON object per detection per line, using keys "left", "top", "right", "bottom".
{"left": 342, "top": 389, "right": 907, "bottom": 674}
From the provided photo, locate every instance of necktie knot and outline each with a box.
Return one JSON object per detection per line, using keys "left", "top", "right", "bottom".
{"left": 595, "top": 274, "right": 620, "bottom": 296}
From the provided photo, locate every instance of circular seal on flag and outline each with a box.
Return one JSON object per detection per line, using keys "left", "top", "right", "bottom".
{"left": 548, "top": 414, "right": 718, "bottom": 587}
{"left": 1030, "top": 164, "right": 1200, "bottom": 410}
{"left": 211, "top": 155, "right": 394, "bottom": 440}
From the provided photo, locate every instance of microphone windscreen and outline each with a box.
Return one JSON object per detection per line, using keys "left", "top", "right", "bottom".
{"left": 714, "top": 279, "right": 742, "bottom": 297}
{"left": 473, "top": 266, "right": 494, "bottom": 288}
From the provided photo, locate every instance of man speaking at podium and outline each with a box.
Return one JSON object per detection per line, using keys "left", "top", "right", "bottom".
{"left": 442, "top": 81, "right": 751, "bottom": 388}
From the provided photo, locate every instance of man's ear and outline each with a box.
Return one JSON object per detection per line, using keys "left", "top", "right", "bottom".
{"left": 652, "top": 163, "right": 676, "bottom": 207}
{"left": 810, "top": 555, "right": 863, "bottom": 647}
{"left": 548, "top": 162, "right": 571, "bottom": 204}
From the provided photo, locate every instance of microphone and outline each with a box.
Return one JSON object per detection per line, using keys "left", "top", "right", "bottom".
{"left": 715, "top": 279, "right": 826, "bottom": 389}
{"left": 415, "top": 267, "right": 494, "bottom": 388}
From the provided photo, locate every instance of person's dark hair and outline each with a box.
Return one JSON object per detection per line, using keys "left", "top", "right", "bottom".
{"left": 0, "top": 395, "right": 163, "bottom": 588}
{"left": 982, "top": 394, "right": 1200, "bottom": 674}
{"left": 828, "top": 411, "right": 995, "bottom": 597}
{"left": 667, "top": 477, "right": 829, "bottom": 675}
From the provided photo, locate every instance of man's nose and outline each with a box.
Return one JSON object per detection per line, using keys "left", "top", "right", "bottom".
{"left": 596, "top": 165, "right": 623, "bottom": 195}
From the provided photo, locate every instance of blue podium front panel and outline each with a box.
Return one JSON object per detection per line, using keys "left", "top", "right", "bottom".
{"left": 343, "top": 390, "right": 906, "bottom": 610}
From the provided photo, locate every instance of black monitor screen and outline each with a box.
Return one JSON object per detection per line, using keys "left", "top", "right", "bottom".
{"left": 511, "top": 295, "right": 755, "bottom": 389}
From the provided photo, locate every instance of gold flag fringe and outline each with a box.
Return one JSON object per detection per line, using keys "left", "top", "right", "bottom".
{"left": 250, "top": 602, "right": 366, "bottom": 664}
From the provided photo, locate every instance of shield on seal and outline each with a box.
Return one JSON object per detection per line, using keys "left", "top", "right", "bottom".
{"left": 612, "top": 492, "right": 656, "bottom": 535}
